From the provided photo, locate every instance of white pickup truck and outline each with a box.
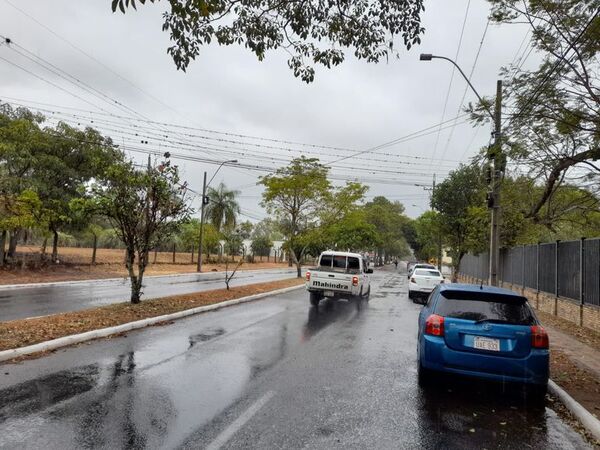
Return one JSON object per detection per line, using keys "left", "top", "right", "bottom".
{"left": 305, "top": 251, "right": 373, "bottom": 306}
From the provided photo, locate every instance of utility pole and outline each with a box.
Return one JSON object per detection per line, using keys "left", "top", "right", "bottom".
{"left": 488, "top": 80, "right": 503, "bottom": 286}
{"left": 196, "top": 171, "right": 208, "bottom": 272}
{"left": 431, "top": 174, "right": 443, "bottom": 271}
{"left": 419, "top": 54, "right": 503, "bottom": 285}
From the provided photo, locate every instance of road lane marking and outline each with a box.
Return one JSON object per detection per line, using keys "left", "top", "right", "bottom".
{"left": 205, "top": 391, "right": 276, "bottom": 450}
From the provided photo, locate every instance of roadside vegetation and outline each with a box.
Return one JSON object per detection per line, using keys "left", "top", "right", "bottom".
{"left": 0, "top": 278, "right": 303, "bottom": 353}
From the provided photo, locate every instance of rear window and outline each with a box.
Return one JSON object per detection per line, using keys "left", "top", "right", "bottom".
{"left": 434, "top": 291, "right": 535, "bottom": 325}
{"left": 319, "top": 255, "right": 360, "bottom": 272}
{"left": 347, "top": 257, "right": 360, "bottom": 270}
{"left": 333, "top": 255, "right": 346, "bottom": 269}
{"left": 414, "top": 269, "right": 441, "bottom": 277}
{"left": 319, "top": 255, "right": 332, "bottom": 267}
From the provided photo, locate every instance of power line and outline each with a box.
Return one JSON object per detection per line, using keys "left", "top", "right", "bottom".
{"left": 442, "top": 17, "right": 489, "bottom": 163}
{"left": 505, "top": 10, "right": 599, "bottom": 129}
{"left": 1, "top": 0, "right": 189, "bottom": 122}
{"left": 428, "top": 0, "right": 472, "bottom": 164}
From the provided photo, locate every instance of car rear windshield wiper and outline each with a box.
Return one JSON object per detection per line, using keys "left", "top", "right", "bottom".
{"left": 474, "top": 318, "right": 510, "bottom": 324}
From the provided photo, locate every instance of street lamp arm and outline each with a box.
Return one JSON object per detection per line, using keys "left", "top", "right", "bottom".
{"left": 428, "top": 55, "right": 495, "bottom": 123}
{"left": 207, "top": 159, "right": 238, "bottom": 188}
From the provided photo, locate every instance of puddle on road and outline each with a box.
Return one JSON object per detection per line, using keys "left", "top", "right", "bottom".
{"left": 0, "top": 364, "right": 100, "bottom": 422}
{"left": 188, "top": 328, "right": 226, "bottom": 347}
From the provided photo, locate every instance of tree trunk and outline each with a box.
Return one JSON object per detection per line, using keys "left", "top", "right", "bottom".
{"left": 125, "top": 248, "right": 142, "bottom": 304}
{"left": 451, "top": 251, "right": 464, "bottom": 283}
{"left": 51, "top": 229, "right": 59, "bottom": 263}
{"left": 291, "top": 250, "right": 302, "bottom": 278}
{"left": 40, "top": 237, "right": 48, "bottom": 262}
{"left": 7, "top": 230, "right": 20, "bottom": 259}
{"left": 91, "top": 234, "right": 98, "bottom": 265}
{"left": 0, "top": 230, "right": 6, "bottom": 266}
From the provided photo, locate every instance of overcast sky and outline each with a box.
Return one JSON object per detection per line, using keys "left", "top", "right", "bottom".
{"left": 0, "top": 0, "right": 535, "bottom": 220}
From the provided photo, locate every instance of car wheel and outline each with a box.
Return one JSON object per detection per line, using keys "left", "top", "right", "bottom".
{"left": 526, "top": 384, "right": 547, "bottom": 406}
{"left": 417, "top": 361, "right": 433, "bottom": 388}
{"left": 363, "top": 287, "right": 371, "bottom": 301}
{"left": 309, "top": 291, "right": 321, "bottom": 307}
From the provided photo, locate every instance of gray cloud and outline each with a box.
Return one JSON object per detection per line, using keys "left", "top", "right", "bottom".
{"left": 0, "top": 0, "right": 535, "bottom": 219}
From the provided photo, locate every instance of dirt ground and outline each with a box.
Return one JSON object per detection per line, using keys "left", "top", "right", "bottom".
{"left": 0, "top": 278, "right": 303, "bottom": 352}
{"left": 536, "top": 310, "right": 600, "bottom": 423}
{"left": 0, "top": 246, "right": 292, "bottom": 285}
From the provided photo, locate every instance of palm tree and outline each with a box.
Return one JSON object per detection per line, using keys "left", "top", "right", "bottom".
{"left": 205, "top": 183, "right": 240, "bottom": 232}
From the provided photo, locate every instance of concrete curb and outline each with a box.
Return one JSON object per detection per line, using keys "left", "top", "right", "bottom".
{"left": 549, "top": 379, "right": 600, "bottom": 442}
{"left": 0, "top": 284, "right": 304, "bottom": 363}
{"left": 0, "top": 268, "right": 295, "bottom": 291}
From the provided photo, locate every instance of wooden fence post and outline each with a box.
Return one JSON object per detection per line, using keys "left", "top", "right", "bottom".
{"left": 172, "top": 242, "right": 176, "bottom": 264}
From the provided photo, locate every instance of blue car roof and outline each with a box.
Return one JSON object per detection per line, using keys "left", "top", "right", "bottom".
{"left": 439, "top": 283, "right": 523, "bottom": 298}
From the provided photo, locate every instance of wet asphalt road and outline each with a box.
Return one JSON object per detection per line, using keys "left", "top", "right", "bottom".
{"left": 0, "top": 269, "right": 296, "bottom": 321}
{"left": 0, "top": 268, "right": 590, "bottom": 449}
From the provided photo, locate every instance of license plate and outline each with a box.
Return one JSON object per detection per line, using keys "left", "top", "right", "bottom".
{"left": 324, "top": 290, "right": 335, "bottom": 297}
{"left": 473, "top": 336, "right": 500, "bottom": 352}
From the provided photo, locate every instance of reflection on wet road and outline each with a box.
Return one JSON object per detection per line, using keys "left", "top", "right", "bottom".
{"left": 0, "top": 268, "right": 296, "bottom": 321}
{"left": 0, "top": 268, "right": 590, "bottom": 449}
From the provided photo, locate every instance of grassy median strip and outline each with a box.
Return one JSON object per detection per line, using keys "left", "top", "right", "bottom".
{"left": 0, "top": 278, "right": 303, "bottom": 352}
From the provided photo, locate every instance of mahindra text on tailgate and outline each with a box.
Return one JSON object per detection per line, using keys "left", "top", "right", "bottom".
{"left": 309, "top": 273, "right": 353, "bottom": 294}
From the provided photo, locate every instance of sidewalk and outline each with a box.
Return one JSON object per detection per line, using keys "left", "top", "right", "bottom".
{"left": 541, "top": 317, "right": 600, "bottom": 421}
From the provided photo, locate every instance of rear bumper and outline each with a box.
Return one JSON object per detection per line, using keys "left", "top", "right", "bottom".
{"left": 409, "top": 286, "right": 434, "bottom": 295}
{"left": 419, "top": 335, "right": 549, "bottom": 386}
{"left": 306, "top": 285, "right": 360, "bottom": 297}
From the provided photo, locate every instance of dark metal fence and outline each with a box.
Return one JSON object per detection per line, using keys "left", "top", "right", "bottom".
{"left": 460, "top": 238, "right": 600, "bottom": 307}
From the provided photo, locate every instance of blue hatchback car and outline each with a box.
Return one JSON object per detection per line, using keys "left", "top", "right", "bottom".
{"left": 417, "top": 284, "right": 549, "bottom": 399}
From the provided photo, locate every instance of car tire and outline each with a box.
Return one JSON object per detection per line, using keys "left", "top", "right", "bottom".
{"left": 363, "top": 287, "right": 371, "bottom": 301}
{"left": 417, "top": 361, "right": 433, "bottom": 388}
{"left": 526, "top": 384, "right": 547, "bottom": 406}
{"left": 309, "top": 291, "right": 321, "bottom": 307}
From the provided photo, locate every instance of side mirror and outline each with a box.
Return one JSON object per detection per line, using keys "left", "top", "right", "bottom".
{"left": 366, "top": 268, "right": 373, "bottom": 274}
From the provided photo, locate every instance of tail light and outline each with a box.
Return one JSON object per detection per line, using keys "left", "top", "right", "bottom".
{"left": 352, "top": 276, "right": 359, "bottom": 286}
{"left": 425, "top": 314, "right": 445, "bottom": 336}
{"left": 410, "top": 277, "right": 416, "bottom": 283}
{"left": 306, "top": 271, "right": 311, "bottom": 281}
{"left": 531, "top": 325, "right": 549, "bottom": 349}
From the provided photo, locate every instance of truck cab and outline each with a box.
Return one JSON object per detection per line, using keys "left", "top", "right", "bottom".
{"left": 305, "top": 251, "right": 373, "bottom": 306}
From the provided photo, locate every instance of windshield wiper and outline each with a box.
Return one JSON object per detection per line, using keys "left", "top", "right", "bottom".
{"left": 474, "top": 318, "right": 510, "bottom": 324}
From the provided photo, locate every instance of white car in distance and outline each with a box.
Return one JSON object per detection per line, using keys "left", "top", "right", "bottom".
{"left": 408, "top": 268, "right": 445, "bottom": 303}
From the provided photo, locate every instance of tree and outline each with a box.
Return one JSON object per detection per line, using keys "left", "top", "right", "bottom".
{"left": 413, "top": 211, "right": 443, "bottom": 262}
{"left": 205, "top": 182, "right": 240, "bottom": 232}
{"left": 112, "top": 0, "right": 425, "bottom": 82}
{"left": 430, "top": 165, "right": 488, "bottom": 279}
{"left": 238, "top": 221, "right": 253, "bottom": 240}
{"left": 223, "top": 229, "right": 243, "bottom": 258}
{"left": 251, "top": 235, "right": 272, "bottom": 258}
{"left": 93, "top": 157, "right": 190, "bottom": 303}
{"left": 260, "top": 156, "right": 330, "bottom": 277}
{"left": 177, "top": 219, "right": 221, "bottom": 256}
{"left": 0, "top": 104, "right": 121, "bottom": 262}
{"left": 0, "top": 189, "right": 45, "bottom": 265}
{"left": 363, "top": 196, "right": 410, "bottom": 263}
{"left": 29, "top": 122, "right": 120, "bottom": 262}
{"left": 470, "top": 1, "right": 600, "bottom": 223}
{"left": 326, "top": 210, "right": 379, "bottom": 252}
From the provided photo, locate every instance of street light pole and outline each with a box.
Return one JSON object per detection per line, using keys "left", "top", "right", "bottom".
{"left": 420, "top": 53, "right": 502, "bottom": 286}
{"left": 196, "top": 160, "right": 238, "bottom": 273}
